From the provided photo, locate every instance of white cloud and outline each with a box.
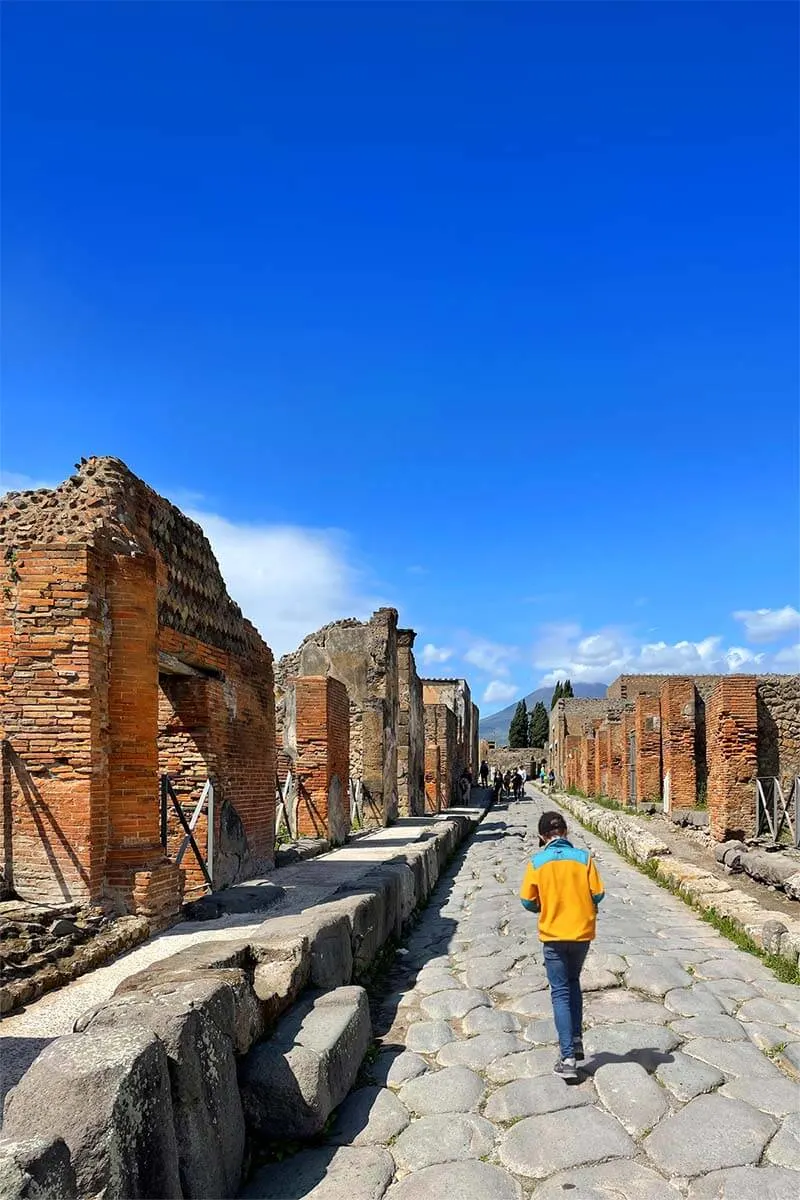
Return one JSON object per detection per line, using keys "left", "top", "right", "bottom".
{"left": 533, "top": 620, "right": 795, "bottom": 686}
{"left": 483, "top": 680, "right": 519, "bottom": 706}
{"left": 464, "top": 639, "right": 518, "bottom": 676}
{"left": 733, "top": 606, "right": 800, "bottom": 644}
{"left": 774, "top": 643, "right": 800, "bottom": 669}
{"left": 421, "top": 643, "right": 453, "bottom": 666}
{"left": 187, "top": 508, "right": 381, "bottom": 657}
{"left": 0, "top": 469, "right": 58, "bottom": 493}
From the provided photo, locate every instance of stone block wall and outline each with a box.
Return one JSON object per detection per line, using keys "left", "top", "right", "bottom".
{"left": 707, "top": 676, "right": 758, "bottom": 841}
{"left": 0, "top": 457, "right": 276, "bottom": 919}
{"left": 756, "top": 674, "right": 800, "bottom": 793}
{"left": 293, "top": 676, "right": 349, "bottom": 844}
{"left": 659, "top": 677, "right": 697, "bottom": 812}
{"left": 397, "top": 629, "right": 424, "bottom": 817}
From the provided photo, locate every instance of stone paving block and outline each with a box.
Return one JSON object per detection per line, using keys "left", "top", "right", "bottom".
{"left": 498, "top": 1106, "right": 635, "bottom": 1179}
{"left": 687, "top": 1165, "right": 800, "bottom": 1200}
{"left": 398, "top": 1066, "right": 485, "bottom": 1115}
{"left": 669, "top": 1014, "right": 748, "bottom": 1041}
{"left": 655, "top": 1051, "right": 725, "bottom": 1101}
{"left": 766, "top": 1111, "right": 800, "bottom": 1170}
{"left": 532, "top": 1159, "right": 682, "bottom": 1200}
{"left": 384, "top": 1159, "right": 523, "bottom": 1200}
{"left": 585, "top": 950, "right": 627, "bottom": 974}
{"left": 419, "top": 988, "right": 489, "bottom": 1020}
{"left": 584, "top": 990, "right": 671, "bottom": 1026}
{"left": 497, "top": 991, "right": 552, "bottom": 1019}
{"left": 703, "top": 978, "right": 760, "bottom": 1005}
{"left": 241, "top": 1145, "right": 394, "bottom": 1200}
{"left": 366, "top": 1049, "right": 427, "bottom": 1088}
{"left": 436, "top": 1032, "right": 526, "bottom": 1069}
{"left": 521, "top": 1017, "right": 557, "bottom": 1044}
{"left": 720, "top": 1075, "right": 800, "bottom": 1117}
{"left": 737, "top": 997, "right": 800, "bottom": 1031}
{"left": 485, "top": 1046, "right": 556, "bottom": 1083}
{"left": 625, "top": 959, "right": 694, "bottom": 996}
{"left": 643, "top": 1093, "right": 776, "bottom": 1176}
{"left": 391, "top": 1113, "right": 496, "bottom": 1172}
{"left": 405, "top": 1021, "right": 454, "bottom": 1053}
{"left": 329, "top": 1086, "right": 409, "bottom": 1146}
{"left": 663, "top": 986, "right": 726, "bottom": 1017}
{"left": 583, "top": 1021, "right": 679, "bottom": 1071}
{"left": 694, "top": 957, "right": 769, "bottom": 983}
{"left": 593, "top": 1061, "right": 669, "bottom": 1137}
{"left": 461, "top": 1007, "right": 521, "bottom": 1035}
{"left": 460, "top": 960, "right": 514, "bottom": 990}
{"left": 741, "top": 1021, "right": 798, "bottom": 1053}
{"left": 483, "top": 1075, "right": 596, "bottom": 1121}
{"left": 0, "top": 1137, "right": 77, "bottom": 1200}
{"left": 581, "top": 966, "right": 622, "bottom": 991}
{"left": 682, "top": 1037, "right": 785, "bottom": 1079}
{"left": 781, "top": 1041, "right": 800, "bottom": 1072}
{"left": 490, "top": 970, "right": 548, "bottom": 999}
{"left": 411, "top": 970, "right": 460, "bottom": 996}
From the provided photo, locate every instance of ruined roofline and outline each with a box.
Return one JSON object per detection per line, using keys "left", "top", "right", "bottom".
{"left": 420, "top": 676, "right": 468, "bottom": 685}
{"left": 607, "top": 671, "right": 799, "bottom": 694}
{"left": 1, "top": 455, "right": 272, "bottom": 661}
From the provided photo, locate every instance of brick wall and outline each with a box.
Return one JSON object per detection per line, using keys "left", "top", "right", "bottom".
{"left": 607, "top": 718, "right": 624, "bottom": 801}
{"left": 707, "top": 676, "right": 758, "bottom": 841}
{"left": 424, "top": 745, "right": 441, "bottom": 813}
{"left": 565, "top": 735, "right": 582, "bottom": 790}
{"left": 619, "top": 708, "right": 636, "bottom": 805}
{"left": 634, "top": 694, "right": 662, "bottom": 804}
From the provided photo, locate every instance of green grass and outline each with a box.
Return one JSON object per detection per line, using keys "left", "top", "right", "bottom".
{"left": 567, "top": 806, "right": 800, "bottom": 987}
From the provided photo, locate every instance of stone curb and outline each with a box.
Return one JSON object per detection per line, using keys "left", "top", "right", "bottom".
{"left": 0, "top": 808, "right": 482, "bottom": 1200}
{"left": 555, "top": 792, "right": 800, "bottom": 970}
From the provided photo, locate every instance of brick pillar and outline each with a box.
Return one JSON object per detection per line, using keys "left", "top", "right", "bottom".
{"left": 635, "top": 694, "right": 662, "bottom": 804}
{"left": 0, "top": 545, "right": 108, "bottom": 904}
{"left": 106, "top": 554, "right": 181, "bottom": 920}
{"left": 707, "top": 677, "right": 758, "bottom": 842}
{"left": 294, "top": 676, "right": 350, "bottom": 844}
{"left": 660, "top": 678, "right": 697, "bottom": 812}
{"left": 565, "top": 735, "right": 581, "bottom": 789}
{"left": 608, "top": 719, "right": 624, "bottom": 801}
{"left": 424, "top": 745, "right": 441, "bottom": 813}
{"left": 620, "top": 709, "right": 636, "bottom": 805}
{"left": 580, "top": 732, "right": 595, "bottom": 796}
{"left": 596, "top": 726, "right": 611, "bottom": 796}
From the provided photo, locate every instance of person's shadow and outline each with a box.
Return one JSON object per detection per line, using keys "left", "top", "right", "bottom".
{"left": 571, "top": 1047, "right": 675, "bottom": 1083}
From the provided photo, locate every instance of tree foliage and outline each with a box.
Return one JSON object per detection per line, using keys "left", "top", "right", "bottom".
{"left": 551, "top": 678, "right": 575, "bottom": 708}
{"left": 529, "top": 701, "right": 549, "bottom": 748}
{"left": 508, "top": 699, "right": 529, "bottom": 748}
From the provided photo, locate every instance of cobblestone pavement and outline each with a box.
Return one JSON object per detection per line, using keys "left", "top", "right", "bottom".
{"left": 243, "top": 790, "right": 800, "bottom": 1200}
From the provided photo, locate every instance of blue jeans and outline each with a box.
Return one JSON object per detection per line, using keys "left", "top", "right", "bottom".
{"left": 543, "top": 940, "right": 590, "bottom": 1060}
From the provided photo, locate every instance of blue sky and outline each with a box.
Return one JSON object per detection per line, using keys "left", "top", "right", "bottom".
{"left": 2, "top": 2, "right": 798, "bottom": 709}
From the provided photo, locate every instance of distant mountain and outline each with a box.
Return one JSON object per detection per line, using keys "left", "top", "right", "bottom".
{"left": 479, "top": 683, "right": 608, "bottom": 745}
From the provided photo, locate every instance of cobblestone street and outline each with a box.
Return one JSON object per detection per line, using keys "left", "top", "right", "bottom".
{"left": 243, "top": 790, "right": 800, "bottom": 1200}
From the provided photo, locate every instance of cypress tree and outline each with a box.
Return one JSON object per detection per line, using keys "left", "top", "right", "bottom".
{"left": 529, "top": 701, "right": 549, "bottom": 748}
{"left": 551, "top": 680, "right": 563, "bottom": 709}
{"left": 508, "top": 699, "right": 529, "bottom": 748}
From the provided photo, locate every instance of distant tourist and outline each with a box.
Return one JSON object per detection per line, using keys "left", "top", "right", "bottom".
{"left": 540, "top": 765, "right": 547, "bottom": 785}
{"left": 479, "top": 759, "right": 489, "bottom": 787}
{"left": 549, "top": 768, "right": 556, "bottom": 789}
{"left": 519, "top": 811, "right": 605, "bottom": 1081}
{"left": 512, "top": 770, "right": 523, "bottom": 800}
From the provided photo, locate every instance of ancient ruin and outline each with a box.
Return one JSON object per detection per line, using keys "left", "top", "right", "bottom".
{"left": 551, "top": 671, "right": 800, "bottom": 842}
{"left": 421, "top": 677, "right": 479, "bottom": 808}
{"left": 0, "top": 458, "right": 277, "bottom": 923}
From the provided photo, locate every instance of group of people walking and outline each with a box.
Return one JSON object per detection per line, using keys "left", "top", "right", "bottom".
{"left": 483, "top": 761, "right": 556, "bottom": 801}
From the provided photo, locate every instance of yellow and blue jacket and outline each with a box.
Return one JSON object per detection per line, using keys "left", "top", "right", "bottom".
{"left": 519, "top": 837, "right": 604, "bottom": 942}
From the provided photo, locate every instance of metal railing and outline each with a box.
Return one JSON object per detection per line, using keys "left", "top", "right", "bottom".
{"left": 756, "top": 776, "right": 800, "bottom": 848}
{"left": 160, "top": 775, "right": 214, "bottom": 889}
{"left": 275, "top": 770, "right": 297, "bottom": 840}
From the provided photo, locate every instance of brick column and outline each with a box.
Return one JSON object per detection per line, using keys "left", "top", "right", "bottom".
{"left": 0, "top": 544, "right": 108, "bottom": 904}
{"left": 294, "top": 675, "right": 350, "bottom": 844}
{"left": 608, "top": 719, "right": 624, "bottom": 801}
{"left": 660, "top": 678, "right": 697, "bottom": 812}
{"left": 707, "top": 677, "right": 758, "bottom": 842}
{"left": 580, "top": 732, "right": 595, "bottom": 796}
{"left": 635, "top": 694, "right": 662, "bottom": 804}
{"left": 106, "top": 554, "right": 181, "bottom": 920}
{"left": 565, "top": 735, "right": 581, "bottom": 789}
{"left": 596, "top": 726, "right": 611, "bottom": 796}
{"left": 620, "top": 709, "right": 636, "bottom": 805}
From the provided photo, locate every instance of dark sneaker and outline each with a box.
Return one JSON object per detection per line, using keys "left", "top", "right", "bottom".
{"left": 553, "top": 1056, "right": 578, "bottom": 1081}
{"left": 573, "top": 1037, "right": 585, "bottom": 1061}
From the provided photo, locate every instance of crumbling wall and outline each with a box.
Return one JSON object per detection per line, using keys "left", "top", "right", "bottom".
{"left": 0, "top": 457, "right": 276, "bottom": 917}
{"left": 276, "top": 609, "right": 399, "bottom": 826}
{"left": 660, "top": 678, "right": 697, "bottom": 812}
{"left": 421, "top": 677, "right": 474, "bottom": 782}
{"left": 756, "top": 675, "right": 800, "bottom": 793}
{"left": 708, "top": 676, "right": 758, "bottom": 841}
{"left": 424, "top": 702, "right": 457, "bottom": 808}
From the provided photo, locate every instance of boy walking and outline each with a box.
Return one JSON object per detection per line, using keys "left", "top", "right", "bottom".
{"left": 519, "top": 811, "right": 604, "bottom": 1080}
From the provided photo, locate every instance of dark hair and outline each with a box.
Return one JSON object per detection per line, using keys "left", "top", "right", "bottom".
{"left": 538, "top": 811, "right": 567, "bottom": 839}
